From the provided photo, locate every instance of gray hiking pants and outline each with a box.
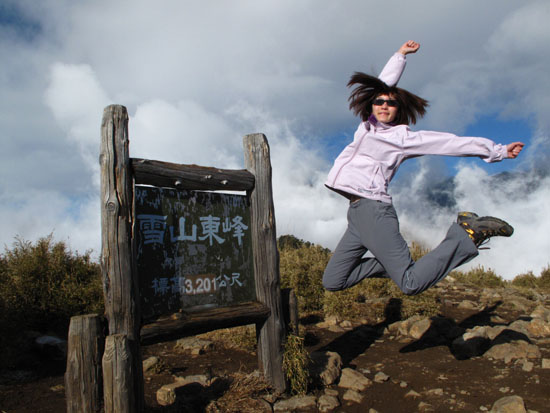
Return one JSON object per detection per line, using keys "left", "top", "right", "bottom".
{"left": 322, "top": 198, "right": 479, "bottom": 295}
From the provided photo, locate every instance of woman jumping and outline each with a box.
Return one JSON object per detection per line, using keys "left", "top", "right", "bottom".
{"left": 323, "top": 40, "right": 524, "bottom": 296}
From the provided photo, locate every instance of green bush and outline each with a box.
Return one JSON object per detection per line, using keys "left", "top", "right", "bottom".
{"left": 278, "top": 236, "right": 330, "bottom": 313}
{"left": 0, "top": 235, "right": 103, "bottom": 338}
{"left": 451, "top": 265, "right": 505, "bottom": 288}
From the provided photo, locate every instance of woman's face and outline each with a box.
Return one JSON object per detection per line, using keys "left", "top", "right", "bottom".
{"left": 372, "top": 93, "right": 398, "bottom": 123}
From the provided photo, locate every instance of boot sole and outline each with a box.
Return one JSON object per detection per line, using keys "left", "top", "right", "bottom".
{"left": 475, "top": 216, "right": 514, "bottom": 237}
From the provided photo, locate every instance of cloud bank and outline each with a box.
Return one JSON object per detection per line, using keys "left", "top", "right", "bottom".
{"left": 1, "top": 0, "right": 549, "bottom": 280}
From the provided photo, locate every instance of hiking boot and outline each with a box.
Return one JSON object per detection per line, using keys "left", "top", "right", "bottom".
{"left": 457, "top": 212, "right": 514, "bottom": 247}
{"left": 457, "top": 211, "right": 478, "bottom": 225}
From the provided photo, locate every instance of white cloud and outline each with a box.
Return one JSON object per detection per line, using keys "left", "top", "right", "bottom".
{"left": 393, "top": 160, "right": 550, "bottom": 280}
{"left": 2, "top": 0, "right": 549, "bottom": 281}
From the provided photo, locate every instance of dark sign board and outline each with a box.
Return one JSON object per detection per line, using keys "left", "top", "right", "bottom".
{"left": 135, "top": 186, "right": 256, "bottom": 322}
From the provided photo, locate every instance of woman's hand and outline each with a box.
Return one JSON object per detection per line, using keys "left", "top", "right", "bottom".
{"left": 398, "top": 40, "right": 420, "bottom": 55}
{"left": 507, "top": 142, "right": 525, "bottom": 159}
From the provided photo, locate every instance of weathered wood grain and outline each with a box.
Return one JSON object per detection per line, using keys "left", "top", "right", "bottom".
{"left": 282, "top": 289, "right": 299, "bottom": 335}
{"left": 100, "top": 105, "right": 143, "bottom": 411}
{"left": 243, "top": 133, "right": 286, "bottom": 392}
{"left": 102, "top": 334, "right": 135, "bottom": 413}
{"left": 65, "top": 314, "right": 104, "bottom": 413}
{"left": 132, "top": 158, "right": 255, "bottom": 191}
{"left": 140, "top": 301, "right": 270, "bottom": 345}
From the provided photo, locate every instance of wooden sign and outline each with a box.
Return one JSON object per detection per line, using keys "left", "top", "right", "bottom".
{"left": 135, "top": 185, "right": 255, "bottom": 322}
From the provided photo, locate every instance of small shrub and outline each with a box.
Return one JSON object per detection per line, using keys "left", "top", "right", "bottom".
{"left": 281, "top": 236, "right": 440, "bottom": 322}
{"left": 279, "top": 237, "right": 330, "bottom": 313}
{"left": 452, "top": 266, "right": 504, "bottom": 288}
{"left": 323, "top": 286, "right": 365, "bottom": 320}
{"left": 399, "top": 289, "right": 440, "bottom": 319}
{"left": 409, "top": 241, "right": 430, "bottom": 261}
{"left": 283, "top": 333, "right": 310, "bottom": 395}
{"left": 511, "top": 272, "right": 539, "bottom": 289}
{"left": 0, "top": 235, "right": 103, "bottom": 368}
{"left": 323, "top": 277, "right": 440, "bottom": 322}
{"left": 538, "top": 265, "right": 550, "bottom": 290}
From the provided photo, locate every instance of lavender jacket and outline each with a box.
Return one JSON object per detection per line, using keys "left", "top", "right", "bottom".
{"left": 325, "top": 53, "right": 509, "bottom": 204}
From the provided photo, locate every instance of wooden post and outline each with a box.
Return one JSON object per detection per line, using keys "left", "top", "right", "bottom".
{"left": 102, "top": 334, "right": 135, "bottom": 413}
{"left": 243, "top": 133, "right": 286, "bottom": 392}
{"left": 100, "top": 104, "right": 143, "bottom": 410}
{"left": 65, "top": 314, "right": 104, "bottom": 413}
{"left": 282, "top": 289, "right": 299, "bottom": 335}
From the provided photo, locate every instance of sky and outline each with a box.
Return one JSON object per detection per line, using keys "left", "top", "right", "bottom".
{"left": 1, "top": 0, "right": 549, "bottom": 280}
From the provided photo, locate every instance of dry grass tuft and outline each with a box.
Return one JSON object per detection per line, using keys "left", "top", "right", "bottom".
{"left": 283, "top": 333, "right": 310, "bottom": 395}
{"left": 205, "top": 372, "right": 272, "bottom": 413}
{"left": 199, "top": 325, "right": 257, "bottom": 352}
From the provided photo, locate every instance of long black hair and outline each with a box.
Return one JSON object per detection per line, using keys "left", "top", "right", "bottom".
{"left": 347, "top": 72, "right": 428, "bottom": 125}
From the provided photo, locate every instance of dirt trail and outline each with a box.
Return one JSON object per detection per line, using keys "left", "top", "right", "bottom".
{"left": 1, "top": 282, "right": 549, "bottom": 412}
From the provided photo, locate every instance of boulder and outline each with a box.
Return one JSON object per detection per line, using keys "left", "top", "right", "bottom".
{"left": 174, "top": 337, "right": 213, "bottom": 355}
{"left": 484, "top": 341, "right": 541, "bottom": 363}
{"left": 338, "top": 368, "right": 373, "bottom": 392}
{"left": 530, "top": 305, "right": 550, "bottom": 322}
{"left": 489, "top": 395, "right": 526, "bottom": 413}
{"left": 342, "top": 389, "right": 364, "bottom": 403}
{"left": 142, "top": 356, "right": 160, "bottom": 373}
{"left": 310, "top": 351, "right": 342, "bottom": 386}
{"left": 318, "top": 394, "right": 340, "bottom": 412}
{"left": 273, "top": 395, "right": 317, "bottom": 412}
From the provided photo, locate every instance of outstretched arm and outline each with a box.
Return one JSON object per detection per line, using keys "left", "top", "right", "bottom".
{"left": 398, "top": 40, "right": 420, "bottom": 56}
{"left": 379, "top": 40, "right": 420, "bottom": 86}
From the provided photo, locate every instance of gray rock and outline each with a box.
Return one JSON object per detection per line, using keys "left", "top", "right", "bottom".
{"left": 340, "top": 320, "right": 353, "bottom": 329}
{"left": 507, "top": 320, "right": 531, "bottom": 337}
{"left": 405, "top": 390, "right": 421, "bottom": 398}
{"left": 318, "top": 394, "right": 340, "bottom": 412}
{"left": 487, "top": 326, "right": 508, "bottom": 341}
{"left": 174, "top": 337, "right": 213, "bottom": 355}
{"left": 418, "top": 401, "right": 435, "bottom": 412}
{"left": 327, "top": 325, "right": 347, "bottom": 333}
{"left": 324, "top": 388, "right": 339, "bottom": 397}
{"left": 541, "top": 358, "right": 550, "bottom": 369}
{"left": 338, "top": 368, "right": 373, "bottom": 392}
{"left": 409, "top": 318, "right": 432, "bottom": 340}
{"left": 530, "top": 305, "right": 550, "bottom": 322}
{"left": 142, "top": 356, "right": 160, "bottom": 373}
{"left": 273, "top": 395, "right": 317, "bottom": 412}
{"left": 373, "top": 371, "right": 390, "bottom": 383}
{"left": 310, "top": 351, "right": 343, "bottom": 386}
{"left": 173, "top": 374, "right": 210, "bottom": 386}
{"left": 489, "top": 395, "right": 526, "bottom": 412}
{"left": 157, "top": 381, "right": 193, "bottom": 406}
{"left": 522, "top": 360, "right": 534, "bottom": 372}
{"left": 342, "top": 389, "right": 364, "bottom": 403}
{"left": 504, "top": 298, "right": 532, "bottom": 313}
{"left": 317, "top": 315, "right": 340, "bottom": 328}
{"left": 526, "top": 319, "right": 550, "bottom": 338}
{"left": 458, "top": 300, "right": 480, "bottom": 310}
{"left": 425, "top": 388, "right": 444, "bottom": 396}
{"left": 34, "top": 335, "right": 67, "bottom": 360}
{"left": 484, "top": 341, "right": 541, "bottom": 364}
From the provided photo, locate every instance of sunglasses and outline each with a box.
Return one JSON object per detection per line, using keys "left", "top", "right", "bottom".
{"left": 373, "top": 98, "right": 398, "bottom": 107}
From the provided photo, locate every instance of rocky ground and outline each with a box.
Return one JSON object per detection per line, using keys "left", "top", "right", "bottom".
{"left": 1, "top": 277, "right": 550, "bottom": 412}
